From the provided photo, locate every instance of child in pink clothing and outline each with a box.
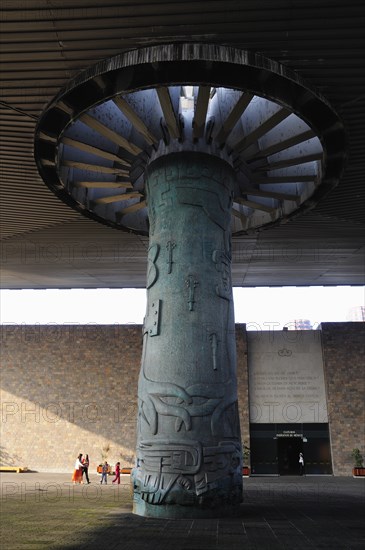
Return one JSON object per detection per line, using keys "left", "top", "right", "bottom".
{"left": 112, "top": 461, "right": 121, "bottom": 484}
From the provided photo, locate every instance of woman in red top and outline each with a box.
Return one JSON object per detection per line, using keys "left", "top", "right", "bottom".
{"left": 112, "top": 461, "right": 121, "bottom": 484}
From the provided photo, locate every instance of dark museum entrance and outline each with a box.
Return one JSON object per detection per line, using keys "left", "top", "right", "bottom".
{"left": 277, "top": 437, "right": 303, "bottom": 475}
{"left": 249, "top": 423, "right": 333, "bottom": 475}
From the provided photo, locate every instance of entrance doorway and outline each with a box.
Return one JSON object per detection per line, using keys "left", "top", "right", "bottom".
{"left": 278, "top": 437, "right": 303, "bottom": 475}
{"left": 250, "top": 424, "right": 332, "bottom": 475}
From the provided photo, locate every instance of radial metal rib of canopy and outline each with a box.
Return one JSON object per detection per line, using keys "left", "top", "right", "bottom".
{"left": 34, "top": 44, "right": 347, "bottom": 236}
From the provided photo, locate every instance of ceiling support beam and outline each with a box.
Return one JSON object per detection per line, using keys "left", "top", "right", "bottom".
{"left": 63, "top": 160, "right": 129, "bottom": 175}
{"left": 254, "top": 152, "right": 322, "bottom": 171}
{"left": 235, "top": 197, "right": 276, "bottom": 214}
{"left": 74, "top": 181, "right": 133, "bottom": 189}
{"left": 62, "top": 137, "right": 131, "bottom": 166}
{"left": 193, "top": 86, "right": 210, "bottom": 140}
{"left": 243, "top": 188, "right": 301, "bottom": 204}
{"left": 94, "top": 192, "right": 142, "bottom": 205}
{"left": 156, "top": 87, "right": 181, "bottom": 140}
{"left": 119, "top": 200, "right": 146, "bottom": 215}
{"left": 246, "top": 129, "right": 316, "bottom": 160}
{"left": 113, "top": 96, "right": 158, "bottom": 146}
{"left": 215, "top": 92, "right": 253, "bottom": 146}
{"left": 251, "top": 175, "right": 315, "bottom": 184}
{"left": 233, "top": 107, "right": 291, "bottom": 154}
{"left": 232, "top": 206, "right": 248, "bottom": 228}
{"left": 79, "top": 113, "right": 142, "bottom": 156}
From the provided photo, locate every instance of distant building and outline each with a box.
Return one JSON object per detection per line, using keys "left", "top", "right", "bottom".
{"left": 287, "top": 319, "right": 313, "bottom": 330}
{"left": 346, "top": 306, "right": 365, "bottom": 321}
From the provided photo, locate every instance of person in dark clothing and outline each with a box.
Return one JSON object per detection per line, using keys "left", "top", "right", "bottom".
{"left": 82, "top": 454, "right": 90, "bottom": 484}
{"left": 299, "top": 452, "right": 305, "bottom": 475}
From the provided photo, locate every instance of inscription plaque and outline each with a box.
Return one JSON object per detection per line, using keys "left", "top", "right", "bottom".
{"left": 248, "top": 331, "right": 328, "bottom": 424}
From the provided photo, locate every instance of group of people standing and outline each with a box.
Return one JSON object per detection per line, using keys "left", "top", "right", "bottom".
{"left": 71, "top": 454, "right": 121, "bottom": 484}
{"left": 71, "top": 453, "right": 90, "bottom": 484}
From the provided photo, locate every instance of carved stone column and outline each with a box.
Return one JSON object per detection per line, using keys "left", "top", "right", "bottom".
{"left": 132, "top": 152, "right": 243, "bottom": 518}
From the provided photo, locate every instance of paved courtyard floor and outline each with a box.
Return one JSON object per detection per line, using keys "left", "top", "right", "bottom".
{"left": 1, "top": 472, "right": 364, "bottom": 549}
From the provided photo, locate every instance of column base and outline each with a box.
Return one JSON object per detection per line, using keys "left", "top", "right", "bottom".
{"left": 132, "top": 468, "right": 243, "bottom": 518}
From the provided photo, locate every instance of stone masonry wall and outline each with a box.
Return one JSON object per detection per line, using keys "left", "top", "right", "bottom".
{"left": 0, "top": 324, "right": 250, "bottom": 473}
{"left": 2, "top": 322, "right": 362, "bottom": 475}
{"left": 235, "top": 324, "right": 250, "bottom": 465}
{"left": 321, "top": 322, "right": 365, "bottom": 475}
{"left": 1, "top": 325, "right": 141, "bottom": 473}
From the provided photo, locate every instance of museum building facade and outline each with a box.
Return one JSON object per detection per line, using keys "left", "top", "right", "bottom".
{"left": 1, "top": 322, "right": 363, "bottom": 476}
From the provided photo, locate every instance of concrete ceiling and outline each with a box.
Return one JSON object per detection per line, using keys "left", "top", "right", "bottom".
{"left": 1, "top": 0, "right": 364, "bottom": 289}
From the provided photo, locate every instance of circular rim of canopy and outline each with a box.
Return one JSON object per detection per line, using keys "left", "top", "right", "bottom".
{"left": 34, "top": 43, "right": 347, "bottom": 236}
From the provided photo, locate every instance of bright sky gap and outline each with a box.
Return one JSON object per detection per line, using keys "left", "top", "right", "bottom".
{"left": 1, "top": 286, "right": 364, "bottom": 329}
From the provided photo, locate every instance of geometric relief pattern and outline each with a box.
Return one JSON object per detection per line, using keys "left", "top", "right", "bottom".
{"left": 133, "top": 438, "right": 242, "bottom": 506}
{"left": 138, "top": 371, "right": 238, "bottom": 436}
